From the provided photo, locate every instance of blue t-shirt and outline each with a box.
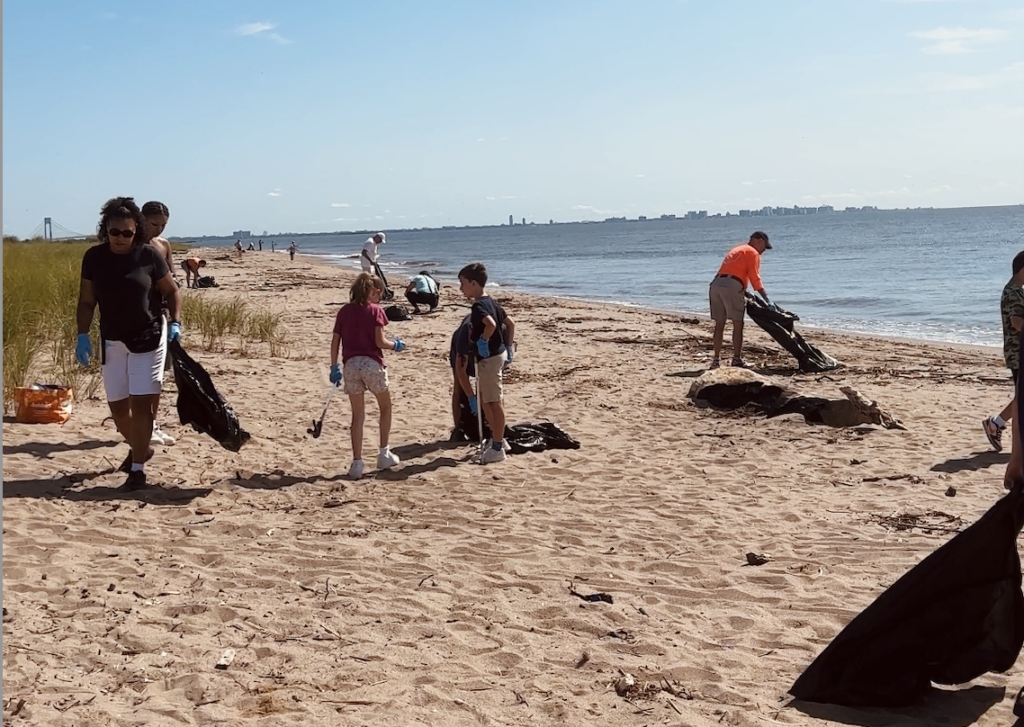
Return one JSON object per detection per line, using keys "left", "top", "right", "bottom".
{"left": 411, "top": 275, "right": 438, "bottom": 295}
{"left": 470, "top": 296, "right": 507, "bottom": 358}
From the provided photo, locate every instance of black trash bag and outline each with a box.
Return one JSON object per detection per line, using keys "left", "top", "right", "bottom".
{"left": 789, "top": 481, "right": 1024, "bottom": 707}
{"left": 372, "top": 261, "right": 395, "bottom": 301}
{"left": 503, "top": 422, "right": 581, "bottom": 455}
{"left": 451, "top": 387, "right": 492, "bottom": 443}
{"left": 745, "top": 294, "right": 840, "bottom": 373}
{"left": 385, "top": 304, "right": 411, "bottom": 322}
{"left": 168, "top": 339, "right": 250, "bottom": 452}
{"left": 195, "top": 275, "right": 219, "bottom": 289}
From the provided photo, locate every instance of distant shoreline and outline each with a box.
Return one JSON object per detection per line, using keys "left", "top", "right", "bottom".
{"left": 170, "top": 202, "right": 1024, "bottom": 243}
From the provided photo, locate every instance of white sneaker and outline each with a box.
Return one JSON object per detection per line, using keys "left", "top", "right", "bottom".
{"left": 347, "top": 460, "right": 365, "bottom": 480}
{"left": 151, "top": 425, "right": 175, "bottom": 446}
{"left": 482, "top": 439, "right": 512, "bottom": 453}
{"left": 481, "top": 446, "right": 507, "bottom": 464}
{"left": 377, "top": 449, "right": 400, "bottom": 470}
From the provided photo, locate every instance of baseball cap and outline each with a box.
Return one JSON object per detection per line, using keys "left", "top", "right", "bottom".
{"left": 751, "top": 231, "right": 772, "bottom": 249}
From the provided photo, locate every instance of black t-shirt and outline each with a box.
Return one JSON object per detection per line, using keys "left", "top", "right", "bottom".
{"left": 450, "top": 314, "right": 476, "bottom": 376}
{"left": 81, "top": 242, "right": 170, "bottom": 345}
{"left": 470, "top": 296, "right": 507, "bottom": 358}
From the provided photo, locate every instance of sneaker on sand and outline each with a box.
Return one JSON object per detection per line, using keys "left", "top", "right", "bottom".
{"left": 347, "top": 460, "right": 365, "bottom": 480}
{"left": 731, "top": 358, "right": 750, "bottom": 369}
{"left": 121, "top": 469, "right": 148, "bottom": 491}
{"left": 482, "top": 446, "right": 507, "bottom": 464}
{"left": 151, "top": 426, "right": 176, "bottom": 446}
{"left": 708, "top": 358, "right": 721, "bottom": 370}
{"left": 483, "top": 439, "right": 512, "bottom": 453}
{"left": 118, "top": 447, "right": 155, "bottom": 474}
{"left": 983, "top": 417, "right": 1004, "bottom": 452}
{"left": 377, "top": 450, "right": 401, "bottom": 470}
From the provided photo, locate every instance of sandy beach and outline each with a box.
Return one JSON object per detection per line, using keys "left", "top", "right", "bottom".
{"left": 3, "top": 248, "right": 1021, "bottom": 726}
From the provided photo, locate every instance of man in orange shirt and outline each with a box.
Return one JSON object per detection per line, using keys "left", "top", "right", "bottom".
{"left": 708, "top": 231, "right": 776, "bottom": 369}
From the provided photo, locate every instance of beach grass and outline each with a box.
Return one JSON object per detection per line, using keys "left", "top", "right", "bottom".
{"left": 2, "top": 240, "right": 285, "bottom": 411}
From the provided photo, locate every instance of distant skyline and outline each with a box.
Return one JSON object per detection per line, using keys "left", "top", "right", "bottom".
{"left": 3, "top": 0, "right": 1023, "bottom": 238}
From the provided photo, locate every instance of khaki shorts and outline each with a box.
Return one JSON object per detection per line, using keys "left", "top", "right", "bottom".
{"left": 709, "top": 276, "right": 745, "bottom": 323}
{"left": 343, "top": 356, "right": 389, "bottom": 395}
{"left": 477, "top": 350, "right": 507, "bottom": 404}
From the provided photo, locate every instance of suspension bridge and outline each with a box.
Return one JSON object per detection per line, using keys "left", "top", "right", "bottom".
{"left": 24, "top": 217, "right": 92, "bottom": 241}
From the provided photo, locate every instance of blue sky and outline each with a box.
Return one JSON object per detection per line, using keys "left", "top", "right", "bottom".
{"left": 3, "top": 0, "right": 1022, "bottom": 238}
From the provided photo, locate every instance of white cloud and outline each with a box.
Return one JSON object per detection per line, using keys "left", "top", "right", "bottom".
{"left": 910, "top": 27, "right": 1008, "bottom": 54}
{"left": 634, "top": 174, "right": 645, "bottom": 178}
{"left": 235, "top": 22, "right": 291, "bottom": 44}
{"left": 330, "top": 202, "right": 350, "bottom": 208}
{"left": 267, "top": 191, "right": 281, "bottom": 197}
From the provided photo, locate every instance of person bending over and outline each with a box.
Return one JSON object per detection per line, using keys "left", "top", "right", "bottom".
{"left": 76, "top": 197, "right": 182, "bottom": 490}
{"left": 405, "top": 271, "right": 440, "bottom": 314}
{"left": 330, "top": 273, "right": 407, "bottom": 480}
{"left": 180, "top": 256, "right": 208, "bottom": 289}
{"left": 708, "top": 231, "right": 776, "bottom": 369}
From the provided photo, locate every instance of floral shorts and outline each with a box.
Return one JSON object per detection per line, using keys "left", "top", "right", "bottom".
{"left": 343, "top": 356, "right": 389, "bottom": 395}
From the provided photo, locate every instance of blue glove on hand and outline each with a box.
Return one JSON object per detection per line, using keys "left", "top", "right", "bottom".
{"left": 393, "top": 339, "right": 405, "bottom": 353}
{"left": 468, "top": 396, "right": 478, "bottom": 416}
{"left": 504, "top": 347, "right": 514, "bottom": 369}
{"left": 330, "top": 364, "right": 343, "bottom": 385}
{"left": 168, "top": 321, "right": 182, "bottom": 343}
{"left": 476, "top": 338, "right": 490, "bottom": 359}
{"left": 75, "top": 333, "right": 92, "bottom": 367}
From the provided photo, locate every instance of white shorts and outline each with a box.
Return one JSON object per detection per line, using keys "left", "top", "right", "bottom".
{"left": 102, "top": 319, "right": 167, "bottom": 401}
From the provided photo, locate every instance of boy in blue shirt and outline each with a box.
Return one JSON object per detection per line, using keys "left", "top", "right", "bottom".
{"left": 458, "top": 262, "right": 515, "bottom": 463}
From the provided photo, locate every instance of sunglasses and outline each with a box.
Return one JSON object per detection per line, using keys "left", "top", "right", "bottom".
{"left": 108, "top": 228, "right": 136, "bottom": 239}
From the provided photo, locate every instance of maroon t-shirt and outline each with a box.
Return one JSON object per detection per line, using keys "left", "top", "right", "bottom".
{"left": 333, "top": 303, "right": 388, "bottom": 365}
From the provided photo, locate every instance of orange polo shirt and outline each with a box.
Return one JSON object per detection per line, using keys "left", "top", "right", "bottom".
{"left": 717, "top": 244, "right": 763, "bottom": 291}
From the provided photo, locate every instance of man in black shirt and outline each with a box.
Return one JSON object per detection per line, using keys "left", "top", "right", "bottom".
{"left": 77, "top": 197, "right": 182, "bottom": 489}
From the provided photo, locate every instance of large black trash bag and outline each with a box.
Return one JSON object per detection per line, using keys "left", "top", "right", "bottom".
{"left": 745, "top": 294, "right": 841, "bottom": 373}
{"left": 503, "top": 422, "right": 580, "bottom": 455}
{"left": 450, "top": 386, "right": 492, "bottom": 443}
{"left": 168, "top": 339, "right": 250, "bottom": 452}
{"left": 789, "top": 481, "right": 1024, "bottom": 707}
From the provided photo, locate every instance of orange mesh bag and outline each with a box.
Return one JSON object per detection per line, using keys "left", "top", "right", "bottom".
{"left": 14, "top": 385, "right": 74, "bottom": 424}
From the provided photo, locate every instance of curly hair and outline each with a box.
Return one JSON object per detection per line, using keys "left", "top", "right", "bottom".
{"left": 142, "top": 200, "right": 170, "bottom": 218}
{"left": 349, "top": 273, "right": 385, "bottom": 305}
{"left": 97, "top": 197, "right": 144, "bottom": 246}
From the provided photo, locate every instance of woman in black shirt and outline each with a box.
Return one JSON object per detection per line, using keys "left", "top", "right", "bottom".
{"left": 76, "top": 197, "right": 182, "bottom": 489}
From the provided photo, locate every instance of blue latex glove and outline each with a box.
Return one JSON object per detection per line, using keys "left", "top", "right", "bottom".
{"left": 504, "top": 346, "right": 514, "bottom": 369}
{"left": 393, "top": 339, "right": 405, "bottom": 353}
{"left": 468, "top": 396, "right": 478, "bottom": 415}
{"left": 476, "top": 338, "right": 490, "bottom": 359}
{"left": 75, "top": 333, "right": 92, "bottom": 367}
{"left": 330, "top": 364, "right": 343, "bottom": 385}
{"left": 168, "top": 321, "right": 182, "bottom": 343}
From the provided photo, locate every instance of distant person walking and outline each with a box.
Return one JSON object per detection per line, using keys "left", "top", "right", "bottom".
{"left": 983, "top": 250, "right": 1024, "bottom": 451}
{"left": 405, "top": 271, "right": 440, "bottom": 314}
{"left": 258, "top": 239, "right": 263, "bottom": 251}
{"left": 288, "top": 241, "right": 298, "bottom": 261}
{"left": 361, "top": 232, "right": 386, "bottom": 275}
{"left": 76, "top": 197, "right": 182, "bottom": 490}
{"left": 271, "top": 241, "right": 276, "bottom": 252}
{"left": 708, "top": 231, "right": 776, "bottom": 369}
{"left": 234, "top": 239, "right": 243, "bottom": 256}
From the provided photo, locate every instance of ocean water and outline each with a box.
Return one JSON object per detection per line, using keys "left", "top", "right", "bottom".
{"left": 193, "top": 205, "right": 1024, "bottom": 347}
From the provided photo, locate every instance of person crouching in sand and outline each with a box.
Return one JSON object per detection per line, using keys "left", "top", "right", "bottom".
{"left": 330, "top": 273, "right": 407, "bottom": 480}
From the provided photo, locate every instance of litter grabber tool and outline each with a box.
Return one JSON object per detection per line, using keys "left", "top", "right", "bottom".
{"left": 373, "top": 260, "right": 396, "bottom": 301}
{"left": 308, "top": 383, "right": 341, "bottom": 439}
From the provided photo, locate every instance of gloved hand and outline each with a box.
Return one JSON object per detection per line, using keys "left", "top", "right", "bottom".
{"left": 504, "top": 346, "right": 514, "bottom": 369}
{"left": 168, "top": 321, "right": 182, "bottom": 343}
{"left": 330, "top": 363, "right": 343, "bottom": 385}
{"left": 468, "top": 396, "right": 478, "bottom": 416}
{"left": 768, "top": 303, "right": 781, "bottom": 313}
{"left": 393, "top": 339, "right": 406, "bottom": 353}
{"left": 476, "top": 338, "right": 490, "bottom": 359}
{"left": 75, "top": 333, "right": 92, "bottom": 367}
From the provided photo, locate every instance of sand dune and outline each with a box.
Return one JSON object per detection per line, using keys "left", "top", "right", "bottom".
{"left": 3, "top": 248, "right": 1021, "bottom": 725}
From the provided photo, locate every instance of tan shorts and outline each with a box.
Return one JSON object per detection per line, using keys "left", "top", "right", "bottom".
{"left": 709, "top": 276, "right": 745, "bottom": 323}
{"left": 476, "top": 350, "right": 507, "bottom": 404}
{"left": 343, "top": 356, "right": 389, "bottom": 395}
